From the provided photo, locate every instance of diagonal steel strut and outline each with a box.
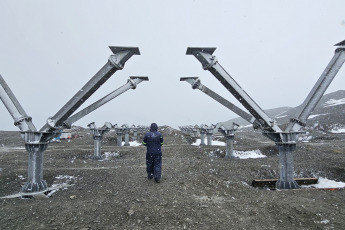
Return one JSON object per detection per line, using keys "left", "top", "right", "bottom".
{"left": 186, "top": 47, "right": 282, "bottom": 133}
{"left": 63, "top": 76, "right": 149, "bottom": 128}
{"left": 286, "top": 42, "right": 345, "bottom": 132}
{"left": 180, "top": 77, "right": 261, "bottom": 128}
{"left": 40, "top": 46, "right": 140, "bottom": 133}
{"left": 0, "top": 75, "right": 37, "bottom": 132}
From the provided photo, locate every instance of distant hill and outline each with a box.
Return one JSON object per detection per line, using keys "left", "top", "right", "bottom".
{"left": 225, "top": 90, "right": 345, "bottom": 132}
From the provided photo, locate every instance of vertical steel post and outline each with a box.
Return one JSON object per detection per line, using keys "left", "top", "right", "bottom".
{"left": 199, "top": 125, "right": 206, "bottom": 146}
{"left": 217, "top": 122, "right": 239, "bottom": 159}
{"left": 122, "top": 124, "right": 130, "bottom": 146}
{"left": 88, "top": 122, "right": 112, "bottom": 160}
{"left": 132, "top": 125, "right": 138, "bottom": 141}
{"left": 205, "top": 125, "right": 215, "bottom": 146}
{"left": 115, "top": 124, "right": 123, "bottom": 147}
{"left": 274, "top": 133, "right": 300, "bottom": 189}
{"left": 225, "top": 133, "right": 235, "bottom": 159}
{"left": 20, "top": 132, "right": 49, "bottom": 192}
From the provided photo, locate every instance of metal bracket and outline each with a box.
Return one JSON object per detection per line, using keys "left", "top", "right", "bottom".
{"left": 186, "top": 47, "right": 217, "bottom": 70}
{"left": 108, "top": 46, "right": 140, "bottom": 69}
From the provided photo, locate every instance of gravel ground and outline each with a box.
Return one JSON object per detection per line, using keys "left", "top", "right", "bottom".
{"left": 0, "top": 127, "right": 345, "bottom": 230}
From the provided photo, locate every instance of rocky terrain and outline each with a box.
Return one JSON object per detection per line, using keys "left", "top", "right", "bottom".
{"left": 0, "top": 125, "right": 345, "bottom": 230}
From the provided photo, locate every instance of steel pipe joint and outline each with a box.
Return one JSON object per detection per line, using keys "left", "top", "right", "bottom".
{"left": 128, "top": 78, "right": 137, "bottom": 89}
{"left": 202, "top": 56, "right": 218, "bottom": 70}
{"left": 108, "top": 55, "right": 124, "bottom": 70}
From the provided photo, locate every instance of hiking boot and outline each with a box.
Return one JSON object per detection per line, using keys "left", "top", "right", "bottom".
{"left": 154, "top": 178, "right": 160, "bottom": 183}
{"left": 148, "top": 175, "right": 153, "bottom": 180}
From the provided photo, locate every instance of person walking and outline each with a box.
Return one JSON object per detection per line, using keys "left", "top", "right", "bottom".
{"left": 142, "top": 123, "right": 163, "bottom": 183}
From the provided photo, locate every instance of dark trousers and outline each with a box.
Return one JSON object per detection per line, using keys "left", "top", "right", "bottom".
{"left": 146, "top": 153, "right": 162, "bottom": 180}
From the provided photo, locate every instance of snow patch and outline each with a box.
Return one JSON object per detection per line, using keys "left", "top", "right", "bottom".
{"left": 47, "top": 175, "right": 79, "bottom": 197}
{"left": 301, "top": 177, "right": 345, "bottom": 189}
{"left": 18, "top": 175, "right": 25, "bottom": 180}
{"left": 275, "top": 110, "right": 288, "bottom": 118}
{"left": 308, "top": 114, "right": 328, "bottom": 119}
{"left": 275, "top": 115, "right": 287, "bottom": 119}
{"left": 192, "top": 139, "right": 225, "bottom": 146}
{"left": 233, "top": 150, "right": 266, "bottom": 159}
{"left": 238, "top": 124, "right": 253, "bottom": 129}
{"left": 331, "top": 128, "right": 345, "bottom": 134}
{"left": 323, "top": 98, "right": 345, "bottom": 107}
{"left": 121, "top": 141, "right": 141, "bottom": 146}
{"left": 102, "top": 151, "right": 120, "bottom": 160}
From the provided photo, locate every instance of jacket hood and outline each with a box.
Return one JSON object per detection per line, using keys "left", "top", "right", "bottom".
{"left": 150, "top": 123, "right": 158, "bottom": 132}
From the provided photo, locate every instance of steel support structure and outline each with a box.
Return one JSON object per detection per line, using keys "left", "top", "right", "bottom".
{"left": 131, "top": 125, "right": 138, "bottom": 141}
{"left": 0, "top": 46, "right": 140, "bottom": 193}
{"left": 41, "top": 47, "right": 140, "bottom": 136}
{"left": 63, "top": 77, "right": 148, "bottom": 128}
{"left": 180, "top": 77, "right": 259, "bottom": 128}
{"left": 205, "top": 124, "right": 215, "bottom": 146}
{"left": 187, "top": 40, "right": 345, "bottom": 189}
{"left": 216, "top": 122, "right": 240, "bottom": 159}
{"left": 199, "top": 125, "right": 207, "bottom": 146}
{"left": 114, "top": 124, "right": 123, "bottom": 146}
{"left": 122, "top": 124, "right": 130, "bottom": 146}
{"left": 88, "top": 122, "right": 112, "bottom": 160}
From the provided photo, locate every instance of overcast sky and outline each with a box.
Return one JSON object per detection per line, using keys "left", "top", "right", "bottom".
{"left": 0, "top": 0, "right": 344, "bottom": 131}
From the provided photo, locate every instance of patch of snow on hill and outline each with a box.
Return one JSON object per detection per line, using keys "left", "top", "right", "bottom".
{"left": 308, "top": 114, "right": 328, "bottom": 119}
{"left": 323, "top": 98, "right": 345, "bottom": 107}
{"left": 331, "top": 128, "right": 345, "bottom": 133}
{"left": 192, "top": 139, "right": 225, "bottom": 146}
{"left": 238, "top": 124, "right": 253, "bottom": 129}
{"left": 275, "top": 115, "right": 287, "bottom": 119}
{"left": 275, "top": 110, "right": 287, "bottom": 117}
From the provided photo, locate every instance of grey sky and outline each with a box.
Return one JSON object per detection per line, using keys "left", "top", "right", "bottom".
{"left": 0, "top": 0, "right": 344, "bottom": 131}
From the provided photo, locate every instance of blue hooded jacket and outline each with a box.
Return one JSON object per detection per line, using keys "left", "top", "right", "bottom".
{"left": 142, "top": 123, "right": 163, "bottom": 154}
